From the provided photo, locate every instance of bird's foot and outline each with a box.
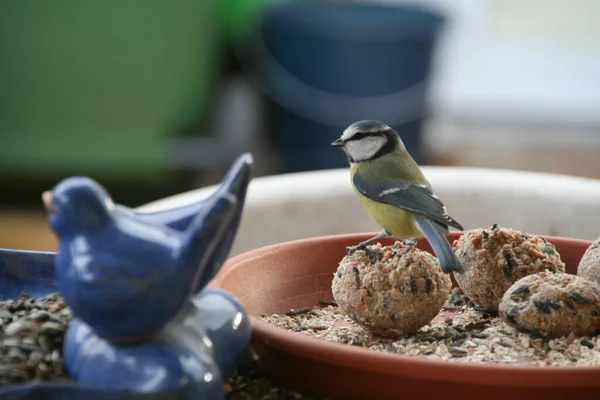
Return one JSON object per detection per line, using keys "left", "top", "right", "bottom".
{"left": 346, "top": 244, "right": 361, "bottom": 254}
{"left": 346, "top": 244, "right": 377, "bottom": 262}
{"left": 403, "top": 238, "right": 418, "bottom": 247}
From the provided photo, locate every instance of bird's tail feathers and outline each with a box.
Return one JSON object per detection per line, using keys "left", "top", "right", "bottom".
{"left": 415, "top": 215, "right": 464, "bottom": 274}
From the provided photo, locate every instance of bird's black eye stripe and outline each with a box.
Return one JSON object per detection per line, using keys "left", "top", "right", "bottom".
{"left": 349, "top": 133, "right": 367, "bottom": 141}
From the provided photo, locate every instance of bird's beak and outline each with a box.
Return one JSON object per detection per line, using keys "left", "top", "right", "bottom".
{"left": 331, "top": 139, "right": 344, "bottom": 147}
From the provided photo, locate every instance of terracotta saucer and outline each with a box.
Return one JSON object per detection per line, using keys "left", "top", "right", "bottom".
{"left": 213, "top": 232, "right": 600, "bottom": 400}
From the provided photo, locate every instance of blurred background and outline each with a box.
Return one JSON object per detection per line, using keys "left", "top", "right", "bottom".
{"left": 0, "top": 0, "right": 599, "bottom": 251}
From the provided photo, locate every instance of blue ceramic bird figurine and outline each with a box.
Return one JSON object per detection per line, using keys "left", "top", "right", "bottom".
{"left": 43, "top": 154, "right": 254, "bottom": 342}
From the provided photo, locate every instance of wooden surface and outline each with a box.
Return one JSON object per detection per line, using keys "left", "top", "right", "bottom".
{"left": 0, "top": 210, "right": 57, "bottom": 251}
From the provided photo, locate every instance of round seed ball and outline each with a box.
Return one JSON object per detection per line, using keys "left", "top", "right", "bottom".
{"left": 332, "top": 242, "right": 451, "bottom": 338}
{"left": 499, "top": 271, "right": 600, "bottom": 338}
{"left": 578, "top": 237, "right": 600, "bottom": 287}
{"left": 453, "top": 225, "right": 566, "bottom": 314}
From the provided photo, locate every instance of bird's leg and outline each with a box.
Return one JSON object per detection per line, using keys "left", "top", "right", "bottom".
{"left": 346, "top": 230, "right": 388, "bottom": 260}
{"left": 403, "top": 238, "right": 418, "bottom": 247}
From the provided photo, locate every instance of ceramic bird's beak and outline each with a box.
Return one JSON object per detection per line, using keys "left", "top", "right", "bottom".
{"left": 331, "top": 138, "right": 344, "bottom": 147}
{"left": 42, "top": 191, "right": 55, "bottom": 213}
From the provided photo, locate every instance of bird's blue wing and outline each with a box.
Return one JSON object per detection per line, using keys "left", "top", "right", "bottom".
{"left": 352, "top": 169, "right": 463, "bottom": 231}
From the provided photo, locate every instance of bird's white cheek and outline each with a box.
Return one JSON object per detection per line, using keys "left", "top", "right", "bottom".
{"left": 345, "top": 137, "right": 386, "bottom": 161}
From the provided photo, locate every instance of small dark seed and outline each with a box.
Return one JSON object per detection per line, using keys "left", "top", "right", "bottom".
{"left": 491, "top": 223, "right": 498, "bottom": 230}
{"left": 319, "top": 299, "right": 337, "bottom": 307}
{"left": 292, "top": 326, "right": 307, "bottom": 332}
{"left": 336, "top": 268, "right": 343, "bottom": 278}
{"left": 482, "top": 230, "right": 489, "bottom": 240}
{"left": 409, "top": 277, "right": 418, "bottom": 294}
{"left": 520, "top": 326, "right": 542, "bottom": 338}
{"left": 448, "top": 290, "right": 464, "bottom": 306}
{"left": 285, "top": 307, "right": 310, "bottom": 316}
{"left": 448, "top": 346, "right": 468, "bottom": 357}
{"left": 511, "top": 284, "right": 530, "bottom": 297}
{"left": 453, "top": 325, "right": 466, "bottom": 333}
{"left": 352, "top": 266, "right": 359, "bottom": 275}
{"left": 533, "top": 299, "right": 561, "bottom": 314}
{"left": 581, "top": 339, "right": 595, "bottom": 349}
{"left": 563, "top": 299, "right": 575, "bottom": 310}
{"left": 541, "top": 244, "right": 556, "bottom": 255}
{"left": 503, "top": 251, "right": 515, "bottom": 278}
{"left": 424, "top": 277, "right": 433, "bottom": 294}
{"left": 569, "top": 291, "right": 591, "bottom": 305}
{"left": 465, "top": 319, "right": 491, "bottom": 331}
{"left": 389, "top": 313, "right": 396, "bottom": 321}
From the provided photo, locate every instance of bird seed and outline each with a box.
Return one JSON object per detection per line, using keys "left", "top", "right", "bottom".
{"left": 262, "top": 290, "right": 600, "bottom": 367}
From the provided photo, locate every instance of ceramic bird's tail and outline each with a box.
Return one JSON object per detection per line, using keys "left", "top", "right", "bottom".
{"left": 196, "top": 153, "right": 253, "bottom": 290}
{"left": 123, "top": 154, "right": 253, "bottom": 234}
{"left": 180, "top": 153, "right": 253, "bottom": 293}
{"left": 181, "top": 193, "right": 238, "bottom": 296}
{"left": 414, "top": 215, "right": 464, "bottom": 274}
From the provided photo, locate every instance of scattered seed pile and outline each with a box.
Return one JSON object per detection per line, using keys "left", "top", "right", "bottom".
{"left": 0, "top": 293, "right": 72, "bottom": 386}
{"left": 263, "top": 291, "right": 600, "bottom": 367}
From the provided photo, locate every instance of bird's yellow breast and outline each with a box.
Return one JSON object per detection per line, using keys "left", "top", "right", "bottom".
{"left": 350, "top": 163, "right": 422, "bottom": 240}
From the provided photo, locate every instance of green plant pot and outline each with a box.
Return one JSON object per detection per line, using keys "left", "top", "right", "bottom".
{"left": 0, "top": 0, "right": 219, "bottom": 179}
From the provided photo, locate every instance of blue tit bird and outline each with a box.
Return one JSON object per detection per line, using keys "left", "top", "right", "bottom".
{"left": 43, "top": 155, "right": 253, "bottom": 341}
{"left": 331, "top": 120, "right": 464, "bottom": 274}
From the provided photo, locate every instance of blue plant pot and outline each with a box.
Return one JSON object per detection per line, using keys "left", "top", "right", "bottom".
{"left": 257, "top": 1, "right": 445, "bottom": 173}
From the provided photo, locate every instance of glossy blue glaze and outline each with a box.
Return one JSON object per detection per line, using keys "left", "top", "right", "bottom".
{"left": 47, "top": 153, "right": 253, "bottom": 341}
{"left": 63, "top": 318, "right": 225, "bottom": 399}
{"left": 178, "top": 288, "right": 252, "bottom": 378}
{"left": 62, "top": 289, "right": 251, "bottom": 396}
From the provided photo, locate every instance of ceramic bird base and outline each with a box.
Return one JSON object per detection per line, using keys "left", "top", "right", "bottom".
{"left": 0, "top": 153, "right": 254, "bottom": 399}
